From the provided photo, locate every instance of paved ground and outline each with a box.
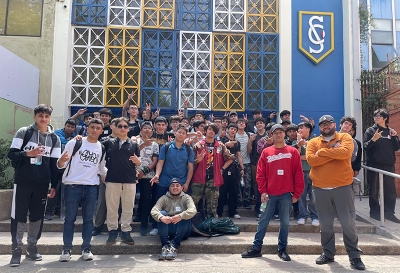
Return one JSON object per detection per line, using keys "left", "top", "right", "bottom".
{"left": 0, "top": 254, "right": 399, "bottom": 272}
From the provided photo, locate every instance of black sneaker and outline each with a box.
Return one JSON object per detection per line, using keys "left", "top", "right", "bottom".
{"left": 44, "top": 213, "right": 53, "bottom": 220}
{"left": 121, "top": 232, "right": 135, "bottom": 245}
{"left": 278, "top": 249, "right": 291, "bottom": 261}
{"left": 92, "top": 229, "right": 102, "bottom": 236}
{"left": 273, "top": 215, "right": 280, "bottom": 221}
{"left": 316, "top": 253, "right": 334, "bottom": 264}
{"left": 106, "top": 230, "right": 118, "bottom": 245}
{"left": 26, "top": 244, "right": 42, "bottom": 261}
{"left": 10, "top": 248, "right": 22, "bottom": 267}
{"left": 385, "top": 214, "right": 400, "bottom": 223}
{"left": 241, "top": 246, "right": 262, "bottom": 258}
{"left": 350, "top": 258, "right": 365, "bottom": 270}
{"left": 140, "top": 227, "right": 148, "bottom": 236}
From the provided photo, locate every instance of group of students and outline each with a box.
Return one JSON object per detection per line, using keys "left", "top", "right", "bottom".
{"left": 7, "top": 100, "right": 400, "bottom": 270}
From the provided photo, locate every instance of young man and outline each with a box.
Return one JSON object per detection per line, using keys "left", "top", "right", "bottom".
{"left": 55, "top": 119, "right": 77, "bottom": 151}
{"left": 229, "top": 111, "right": 238, "bottom": 124}
{"left": 218, "top": 123, "right": 244, "bottom": 219}
{"left": 57, "top": 118, "right": 107, "bottom": 262}
{"left": 150, "top": 125, "right": 195, "bottom": 235}
{"left": 293, "top": 122, "right": 318, "bottom": 226}
{"left": 169, "top": 116, "right": 181, "bottom": 133}
{"left": 103, "top": 117, "right": 141, "bottom": 245}
{"left": 285, "top": 123, "right": 298, "bottom": 145}
{"left": 98, "top": 108, "right": 112, "bottom": 139}
{"left": 364, "top": 109, "right": 400, "bottom": 223}
{"left": 236, "top": 119, "right": 253, "bottom": 209}
{"left": 151, "top": 178, "right": 197, "bottom": 260}
{"left": 153, "top": 116, "right": 169, "bottom": 148}
{"left": 307, "top": 115, "right": 365, "bottom": 270}
{"left": 191, "top": 123, "right": 234, "bottom": 218}
{"left": 339, "top": 116, "right": 359, "bottom": 163}
{"left": 7, "top": 104, "right": 61, "bottom": 267}
{"left": 280, "top": 110, "right": 291, "bottom": 121}
{"left": 74, "top": 113, "right": 94, "bottom": 137}
{"left": 242, "top": 124, "right": 304, "bottom": 262}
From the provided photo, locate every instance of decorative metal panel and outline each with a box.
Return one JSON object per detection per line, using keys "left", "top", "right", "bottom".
{"left": 212, "top": 33, "right": 245, "bottom": 110}
{"left": 141, "top": 30, "right": 177, "bottom": 108}
{"left": 70, "top": 27, "right": 106, "bottom": 106}
{"left": 72, "top": 0, "right": 108, "bottom": 26}
{"left": 213, "top": 0, "right": 246, "bottom": 32}
{"left": 105, "top": 27, "right": 141, "bottom": 106}
{"left": 177, "top": 0, "right": 212, "bottom": 31}
{"left": 179, "top": 31, "right": 212, "bottom": 110}
{"left": 247, "top": 0, "right": 278, "bottom": 33}
{"left": 108, "top": 0, "right": 141, "bottom": 27}
{"left": 246, "top": 34, "right": 278, "bottom": 111}
{"left": 142, "top": 0, "right": 174, "bottom": 29}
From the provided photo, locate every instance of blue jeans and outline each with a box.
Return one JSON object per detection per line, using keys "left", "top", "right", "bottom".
{"left": 151, "top": 185, "right": 169, "bottom": 228}
{"left": 298, "top": 172, "right": 318, "bottom": 220}
{"left": 63, "top": 184, "right": 98, "bottom": 250}
{"left": 157, "top": 217, "right": 192, "bottom": 248}
{"left": 253, "top": 192, "right": 292, "bottom": 251}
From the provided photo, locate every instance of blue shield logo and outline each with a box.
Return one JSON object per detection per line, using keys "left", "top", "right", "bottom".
{"left": 299, "top": 11, "right": 334, "bottom": 64}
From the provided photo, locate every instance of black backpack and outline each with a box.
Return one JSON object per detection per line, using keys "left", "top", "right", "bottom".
{"left": 11, "top": 125, "right": 58, "bottom": 168}
{"left": 65, "top": 139, "right": 106, "bottom": 177}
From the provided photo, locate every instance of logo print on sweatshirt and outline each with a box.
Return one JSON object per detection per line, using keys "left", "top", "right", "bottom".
{"left": 79, "top": 150, "right": 100, "bottom": 164}
{"left": 267, "top": 153, "right": 292, "bottom": 163}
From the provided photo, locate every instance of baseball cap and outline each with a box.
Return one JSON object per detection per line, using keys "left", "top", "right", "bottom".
{"left": 154, "top": 116, "right": 167, "bottom": 124}
{"left": 318, "top": 115, "right": 335, "bottom": 125}
{"left": 281, "top": 120, "right": 291, "bottom": 125}
{"left": 229, "top": 111, "right": 238, "bottom": 116}
{"left": 170, "top": 178, "right": 183, "bottom": 185}
{"left": 271, "top": 124, "right": 285, "bottom": 133}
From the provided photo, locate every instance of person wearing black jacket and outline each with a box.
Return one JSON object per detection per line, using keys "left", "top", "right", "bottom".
{"left": 364, "top": 109, "right": 400, "bottom": 223}
{"left": 7, "top": 104, "right": 61, "bottom": 267}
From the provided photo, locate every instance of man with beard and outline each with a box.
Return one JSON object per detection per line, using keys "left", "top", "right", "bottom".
{"left": 306, "top": 115, "right": 365, "bottom": 270}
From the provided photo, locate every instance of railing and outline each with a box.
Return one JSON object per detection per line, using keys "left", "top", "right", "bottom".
{"left": 361, "top": 164, "right": 400, "bottom": 226}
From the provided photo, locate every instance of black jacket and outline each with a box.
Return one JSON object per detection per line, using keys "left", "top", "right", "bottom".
{"left": 364, "top": 124, "right": 400, "bottom": 166}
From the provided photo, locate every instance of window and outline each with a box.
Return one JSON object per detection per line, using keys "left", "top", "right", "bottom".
{"left": 247, "top": 0, "right": 278, "bottom": 33}
{"left": 370, "top": 0, "right": 392, "bottom": 19}
{"left": 72, "top": 0, "right": 108, "bottom": 26}
{"left": 372, "top": 44, "right": 395, "bottom": 69}
{"left": 0, "top": 0, "right": 43, "bottom": 36}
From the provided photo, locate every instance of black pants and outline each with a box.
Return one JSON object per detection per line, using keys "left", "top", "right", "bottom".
{"left": 217, "top": 168, "right": 239, "bottom": 217}
{"left": 45, "top": 180, "right": 61, "bottom": 215}
{"left": 138, "top": 178, "right": 153, "bottom": 230}
{"left": 367, "top": 163, "right": 397, "bottom": 216}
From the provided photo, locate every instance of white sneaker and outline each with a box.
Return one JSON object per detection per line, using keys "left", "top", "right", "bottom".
{"left": 233, "top": 214, "right": 241, "bottom": 219}
{"left": 297, "top": 218, "right": 306, "bottom": 225}
{"left": 312, "top": 219, "right": 320, "bottom": 226}
{"left": 59, "top": 249, "right": 71, "bottom": 262}
{"left": 149, "top": 228, "right": 158, "bottom": 236}
{"left": 82, "top": 248, "right": 94, "bottom": 261}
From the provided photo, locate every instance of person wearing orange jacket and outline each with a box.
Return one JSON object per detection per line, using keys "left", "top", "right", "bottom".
{"left": 306, "top": 115, "right": 365, "bottom": 271}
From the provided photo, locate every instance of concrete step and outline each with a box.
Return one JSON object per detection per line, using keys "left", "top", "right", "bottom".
{"left": 0, "top": 232, "right": 399, "bottom": 255}
{"left": 0, "top": 217, "right": 377, "bottom": 234}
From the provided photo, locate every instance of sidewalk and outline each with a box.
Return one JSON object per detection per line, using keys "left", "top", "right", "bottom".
{"left": 354, "top": 197, "right": 400, "bottom": 239}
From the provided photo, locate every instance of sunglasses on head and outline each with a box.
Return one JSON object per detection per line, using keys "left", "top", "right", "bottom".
{"left": 117, "top": 125, "right": 129, "bottom": 129}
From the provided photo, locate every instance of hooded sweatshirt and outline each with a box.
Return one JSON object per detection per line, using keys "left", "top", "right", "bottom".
{"left": 151, "top": 191, "right": 197, "bottom": 222}
{"left": 8, "top": 123, "right": 61, "bottom": 188}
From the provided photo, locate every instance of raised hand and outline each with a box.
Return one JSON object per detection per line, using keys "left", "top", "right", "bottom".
{"left": 372, "top": 129, "right": 382, "bottom": 142}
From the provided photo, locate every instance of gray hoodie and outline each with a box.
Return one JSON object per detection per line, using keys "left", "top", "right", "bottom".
{"left": 151, "top": 191, "right": 197, "bottom": 222}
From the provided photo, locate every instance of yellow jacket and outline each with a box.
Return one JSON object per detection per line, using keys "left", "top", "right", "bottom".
{"left": 306, "top": 132, "right": 354, "bottom": 188}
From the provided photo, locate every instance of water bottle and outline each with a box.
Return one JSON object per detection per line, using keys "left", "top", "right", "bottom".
{"left": 260, "top": 202, "right": 267, "bottom": 212}
{"left": 240, "top": 177, "right": 245, "bottom": 187}
{"left": 35, "top": 155, "right": 42, "bottom": 165}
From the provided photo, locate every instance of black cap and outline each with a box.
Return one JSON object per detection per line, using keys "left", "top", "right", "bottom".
{"left": 271, "top": 124, "right": 285, "bottom": 133}
{"left": 154, "top": 116, "right": 167, "bottom": 124}
{"left": 229, "top": 111, "right": 238, "bottom": 116}
{"left": 281, "top": 120, "right": 291, "bottom": 125}
{"left": 170, "top": 178, "right": 183, "bottom": 185}
{"left": 318, "top": 115, "right": 335, "bottom": 125}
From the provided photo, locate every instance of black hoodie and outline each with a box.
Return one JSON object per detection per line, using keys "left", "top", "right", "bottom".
{"left": 364, "top": 124, "right": 400, "bottom": 166}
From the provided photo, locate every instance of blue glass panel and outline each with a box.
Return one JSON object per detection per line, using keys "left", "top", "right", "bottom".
{"left": 372, "top": 44, "right": 395, "bottom": 69}
{"left": 370, "top": 0, "right": 392, "bottom": 19}
{"left": 141, "top": 30, "right": 178, "bottom": 108}
{"left": 246, "top": 33, "right": 278, "bottom": 111}
{"left": 177, "top": 0, "right": 212, "bottom": 31}
{"left": 395, "top": 0, "right": 400, "bottom": 19}
{"left": 72, "top": 0, "right": 108, "bottom": 26}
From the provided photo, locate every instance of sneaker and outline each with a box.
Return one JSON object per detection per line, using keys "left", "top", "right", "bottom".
{"left": 10, "top": 248, "right": 22, "bottom": 267}
{"left": 59, "top": 249, "right": 71, "bottom": 262}
{"left": 159, "top": 245, "right": 170, "bottom": 260}
{"left": 297, "top": 218, "right": 306, "bottom": 225}
{"left": 166, "top": 246, "right": 177, "bottom": 260}
{"left": 315, "top": 253, "right": 334, "bottom": 264}
{"left": 385, "top": 214, "right": 400, "bottom": 223}
{"left": 312, "top": 219, "right": 320, "bottom": 226}
{"left": 106, "top": 230, "right": 118, "bottom": 245}
{"left": 140, "top": 227, "right": 148, "bottom": 236}
{"left": 256, "top": 213, "right": 261, "bottom": 221}
{"left": 44, "top": 213, "right": 53, "bottom": 220}
{"left": 233, "top": 214, "right": 241, "bottom": 219}
{"left": 149, "top": 228, "right": 158, "bottom": 236}
{"left": 350, "top": 257, "right": 365, "bottom": 270}
{"left": 121, "top": 232, "right": 135, "bottom": 245}
{"left": 273, "top": 214, "right": 280, "bottom": 221}
{"left": 92, "top": 229, "right": 102, "bottom": 236}
{"left": 26, "top": 244, "right": 42, "bottom": 261}
{"left": 241, "top": 246, "right": 262, "bottom": 258}
{"left": 82, "top": 248, "right": 94, "bottom": 261}
{"left": 278, "top": 249, "right": 291, "bottom": 261}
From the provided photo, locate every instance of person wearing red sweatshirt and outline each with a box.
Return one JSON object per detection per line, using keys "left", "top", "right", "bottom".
{"left": 242, "top": 124, "right": 304, "bottom": 262}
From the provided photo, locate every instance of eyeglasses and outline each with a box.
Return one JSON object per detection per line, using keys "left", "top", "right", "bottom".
{"left": 129, "top": 107, "right": 138, "bottom": 110}
{"left": 319, "top": 121, "right": 333, "bottom": 127}
{"left": 117, "top": 125, "right": 129, "bottom": 129}
{"left": 373, "top": 115, "right": 382, "bottom": 119}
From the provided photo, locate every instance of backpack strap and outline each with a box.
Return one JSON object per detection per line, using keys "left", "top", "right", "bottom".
{"left": 100, "top": 144, "right": 106, "bottom": 162}
{"left": 78, "top": 126, "right": 85, "bottom": 136}
{"left": 65, "top": 139, "right": 83, "bottom": 177}
{"left": 21, "top": 126, "right": 34, "bottom": 151}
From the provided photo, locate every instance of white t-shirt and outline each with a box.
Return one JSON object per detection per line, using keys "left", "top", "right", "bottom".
{"left": 138, "top": 138, "right": 159, "bottom": 179}
{"left": 236, "top": 132, "right": 251, "bottom": 164}
{"left": 58, "top": 138, "right": 107, "bottom": 185}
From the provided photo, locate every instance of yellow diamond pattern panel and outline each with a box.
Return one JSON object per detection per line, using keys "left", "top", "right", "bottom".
{"left": 212, "top": 34, "right": 245, "bottom": 110}
{"left": 142, "top": 0, "right": 174, "bottom": 29}
{"left": 105, "top": 27, "right": 141, "bottom": 106}
{"left": 247, "top": 0, "right": 278, "bottom": 33}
